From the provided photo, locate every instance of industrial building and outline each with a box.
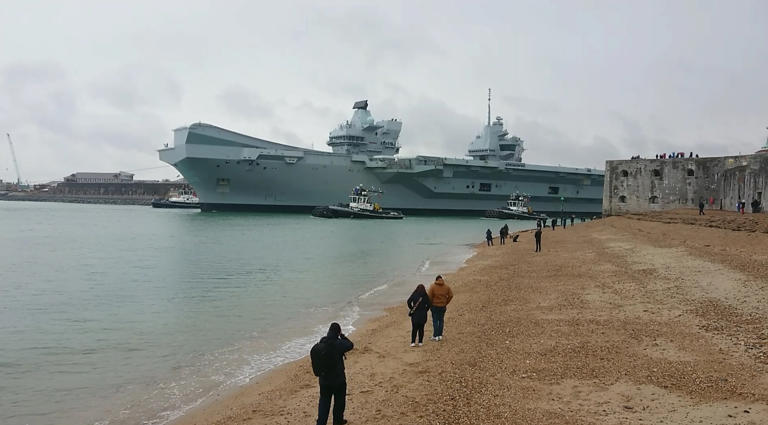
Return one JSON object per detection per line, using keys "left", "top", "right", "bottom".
{"left": 63, "top": 171, "right": 135, "bottom": 184}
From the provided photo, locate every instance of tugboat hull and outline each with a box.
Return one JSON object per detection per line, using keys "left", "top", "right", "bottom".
{"left": 484, "top": 208, "right": 546, "bottom": 220}
{"left": 312, "top": 205, "right": 404, "bottom": 219}
{"left": 151, "top": 199, "right": 201, "bottom": 209}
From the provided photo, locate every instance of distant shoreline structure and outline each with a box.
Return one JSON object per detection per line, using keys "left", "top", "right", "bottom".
{"left": 0, "top": 181, "right": 190, "bottom": 206}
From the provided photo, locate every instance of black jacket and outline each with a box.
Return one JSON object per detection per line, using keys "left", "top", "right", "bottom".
{"left": 318, "top": 333, "right": 354, "bottom": 385}
{"left": 407, "top": 292, "right": 431, "bottom": 323}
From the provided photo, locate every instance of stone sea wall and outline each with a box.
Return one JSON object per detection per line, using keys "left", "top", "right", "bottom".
{"left": 603, "top": 153, "right": 768, "bottom": 215}
{"left": 0, "top": 182, "right": 188, "bottom": 206}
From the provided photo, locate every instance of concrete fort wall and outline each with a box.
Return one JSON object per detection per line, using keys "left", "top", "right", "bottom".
{"left": 603, "top": 153, "right": 768, "bottom": 216}
{"left": 52, "top": 182, "right": 184, "bottom": 197}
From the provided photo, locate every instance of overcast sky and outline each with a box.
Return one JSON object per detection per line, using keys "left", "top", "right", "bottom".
{"left": 1, "top": 0, "right": 766, "bottom": 182}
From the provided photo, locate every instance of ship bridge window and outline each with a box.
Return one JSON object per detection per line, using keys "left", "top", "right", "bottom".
{"left": 329, "top": 135, "right": 364, "bottom": 142}
{"left": 499, "top": 144, "right": 517, "bottom": 152}
{"left": 548, "top": 186, "right": 560, "bottom": 195}
{"left": 479, "top": 183, "right": 492, "bottom": 192}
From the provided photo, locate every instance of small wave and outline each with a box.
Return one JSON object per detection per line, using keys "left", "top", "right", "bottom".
{"left": 359, "top": 284, "right": 388, "bottom": 299}
{"left": 417, "top": 259, "right": 430, "bottom": 272}
{"left": 145, "top": 303, "right": 362, "bottom": 425}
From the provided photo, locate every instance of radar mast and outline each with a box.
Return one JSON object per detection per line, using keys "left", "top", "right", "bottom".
{"left": 487, "top": 88, "right": 491, "bottom": 126}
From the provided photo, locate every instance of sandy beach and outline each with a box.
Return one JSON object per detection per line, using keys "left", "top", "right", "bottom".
{"left": 173, "top": 209, "right": 768, "bottom": 425}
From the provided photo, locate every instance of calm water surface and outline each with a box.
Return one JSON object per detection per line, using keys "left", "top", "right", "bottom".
{"left": 0, "top": 201, "right": 536, "bottom": 425}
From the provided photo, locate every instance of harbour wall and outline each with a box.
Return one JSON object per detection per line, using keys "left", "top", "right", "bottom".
{"left": 0, "top": 182, "right": 187, "bottom": 206}
{"left": 602, "top": 153, "right": 768, "bottom": 215}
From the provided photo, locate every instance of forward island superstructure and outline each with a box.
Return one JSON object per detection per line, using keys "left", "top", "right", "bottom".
{"left": 159, "top": 93, "right": 604, "bottom": 214}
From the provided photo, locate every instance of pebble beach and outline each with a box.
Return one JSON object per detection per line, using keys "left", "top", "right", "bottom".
{"left": 173, "top": 209, "right": 768, "bottom": 425}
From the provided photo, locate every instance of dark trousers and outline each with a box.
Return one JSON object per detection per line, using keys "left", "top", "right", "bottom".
{"left": 317, "top": 380, "right": 347, "bottom": 425}
{"left": 411, "top": 318, "right": 426, "bottom": 343}
{"left": 486, "top": 238, "right": 493, "bottom": 246}
{"left": 500, "top": 235, "right": 505, "bottom": 245}
{"left": 431, "top": 306, "right": 446, "bottom": 337}
{"left": 535, "top": 238, "right": 541, "bottom": 252}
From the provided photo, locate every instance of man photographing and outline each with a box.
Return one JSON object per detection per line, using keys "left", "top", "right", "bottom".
{"left": 311, "top": 322, "right": 354, "bottom": 425}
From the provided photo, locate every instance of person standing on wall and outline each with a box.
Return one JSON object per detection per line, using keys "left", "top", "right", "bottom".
{"left": 428, "top": 275, "right": 453, "bottom": 341}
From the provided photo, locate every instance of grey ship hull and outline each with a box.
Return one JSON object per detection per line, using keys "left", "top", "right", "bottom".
{"left": 159, "top": 124, "right": 604, "bottom": 215}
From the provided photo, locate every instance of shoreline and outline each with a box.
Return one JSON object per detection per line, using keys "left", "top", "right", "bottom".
{"left": 158, "top": 241, "right": 480, "bottom": 425}
{"left": 167, "top": 247, "right": 482, "bottom": 425}
{"left": 171, "top": 209, "right": 768, "bottom": 425}
{"left": 0, "top": 193, "right": 155, "bottom": 206}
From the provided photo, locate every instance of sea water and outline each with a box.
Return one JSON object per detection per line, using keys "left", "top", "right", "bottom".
{"left": 0, "top": 201, "right": 536, "bottom": 425}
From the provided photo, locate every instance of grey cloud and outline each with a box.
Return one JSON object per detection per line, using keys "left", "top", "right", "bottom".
{"left": 216, "top": 85, "right": 275, "bottom": 120}
{"left": 0, "top": 63, "right": 78, "bottom": 137}
{"left": 2, "top": 1, "right": 767, "bottom": 183}
{"left": 377, "top": 97, "right": 478, "bottom": 157}
{"left": 89, "top": 66, "right": 183, "bottom": 112}
{"left": 0, "top": 62, "right": 175, "bottom": 182}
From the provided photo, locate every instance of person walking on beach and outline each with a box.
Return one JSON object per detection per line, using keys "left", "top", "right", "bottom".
{"left": 407, "top": 284, "right": 431, "bottom": 347}
{"left": 534, "top": 227, "right": 542, "bottom": 252}
{"left": 562, "top": 217, "right": 566, "bottom": 229}
{"left": 570, "top": 215, "right": 575, "bottom": 226}
{"left": 428, "top": 275, "right": 453, "bottom": 341}
{"left": 312, "top": 323, "right": 354, "bottom": 425}
{"left": 499, "top": 225, "right": 506, "bottom": 245}
{"left": 485, "top": 228, "right": 493, "bottom": 246}
{"left": 551, "top": 218, "right": 556, "bottom": 230}
{"left": 698, "top": 200, "right": 705, "bottom": 215}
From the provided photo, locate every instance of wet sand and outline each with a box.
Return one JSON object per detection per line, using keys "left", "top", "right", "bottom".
{"left": 174, "top": 209, "right": 768, "bottom": 425}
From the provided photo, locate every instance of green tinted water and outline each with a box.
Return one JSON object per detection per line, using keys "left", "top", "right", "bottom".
{"left": 0, "top": 201, "right": 536, "bottom": 425}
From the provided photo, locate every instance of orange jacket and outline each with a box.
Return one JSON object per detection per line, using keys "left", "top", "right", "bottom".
{"left": 428, "top": 278, "right": 453, "bottom": 307}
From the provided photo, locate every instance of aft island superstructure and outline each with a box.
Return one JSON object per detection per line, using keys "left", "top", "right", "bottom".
{"left": 159, "top": 95, "right": 604, "bottom": 215}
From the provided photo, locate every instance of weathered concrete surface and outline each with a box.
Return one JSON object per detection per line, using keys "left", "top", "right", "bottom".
{"left": 0, "top": 182, "right": 189, "bottom": 206}
{"left": 53, "top": 182, "right": 182, "bottom": 197}
{"left": 603, "top": 153, "right": 768, "bottom": 215}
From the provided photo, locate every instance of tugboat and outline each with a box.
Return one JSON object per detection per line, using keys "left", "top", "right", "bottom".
{"left": 484, "top": 193, "right": 547, "bottom": 220}
{"left": 312, "top": 186, "right": 404, "bottom": 219}
{"left": 151, "top": 189, "right": 201, "bottom": 209}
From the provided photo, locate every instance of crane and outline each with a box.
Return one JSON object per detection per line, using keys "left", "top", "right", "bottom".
{"left": 6, "top": 133, "right": 22, "bottom": 186}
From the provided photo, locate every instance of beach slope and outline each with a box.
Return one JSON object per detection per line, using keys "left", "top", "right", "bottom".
{"left": 175, "top": 209, "right": 768, "bottom": 425}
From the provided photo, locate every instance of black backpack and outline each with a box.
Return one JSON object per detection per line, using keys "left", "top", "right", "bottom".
{"left": 310, "top": 337, "right": 337, "bottom": 377}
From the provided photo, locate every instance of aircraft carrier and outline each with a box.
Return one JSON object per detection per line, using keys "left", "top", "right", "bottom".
{"left": 159, "top": 94, "right": 604, "bottom": 215}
